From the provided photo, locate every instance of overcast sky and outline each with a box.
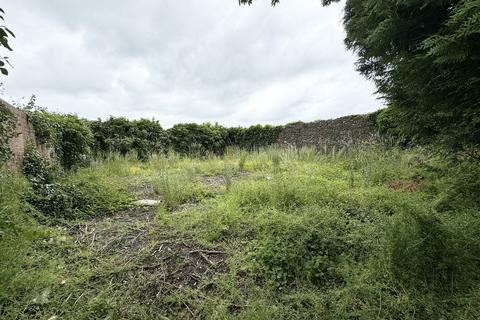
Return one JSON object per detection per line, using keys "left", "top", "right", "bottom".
{"left": 1, "top": 0, "right": 382, "bottom": 128}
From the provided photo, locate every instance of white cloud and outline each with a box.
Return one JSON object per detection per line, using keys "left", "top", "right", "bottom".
{"left": 1, "top": 0, "right": 383, "bottom": 127}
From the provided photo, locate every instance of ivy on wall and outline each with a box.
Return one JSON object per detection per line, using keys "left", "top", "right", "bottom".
{"left": 0, "top": 103, "right": 16, "bottom": 164}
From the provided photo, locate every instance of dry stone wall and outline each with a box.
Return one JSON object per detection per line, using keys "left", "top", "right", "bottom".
{"left": 277, "top": 114, "right": 379, "bottom": 150}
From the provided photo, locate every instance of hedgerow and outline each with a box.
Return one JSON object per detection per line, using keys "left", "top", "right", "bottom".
{"left": 21, "top": 100, "right": 283, "bottom": 163}
{"left": 167, "top": 123, "right": 228, "bottom": 156}
{"left": 90, "top": 117, "right": 167, "bottom": 160}
{"left": 226, "top": 124, "right": 283, "bottom": 150}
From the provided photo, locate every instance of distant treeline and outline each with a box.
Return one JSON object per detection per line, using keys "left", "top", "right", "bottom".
{"left": 0, "top": 98, "right": 409, "bottom": 171}
{"left": 18, "top": 104, "right": 282, "bottom": 169}
{"left": 91, "top": 117, "right": 282, "bottom": 159}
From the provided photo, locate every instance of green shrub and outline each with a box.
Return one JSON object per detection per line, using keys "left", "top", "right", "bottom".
{"left": 226, "top": 124, "right": 283, "bottom": 150}
{"left": 251, "top": 215, "right": 354, "bottom": 288}
{"left": 21, "top": 139, "right": 129, "bottom": 220}
{"left": 167, "top": 123, "right": 227, "bottom": 156}
{"left": 375, "top": 107, "right": 411, "bottom": 146}
{"left": 25, "top": 103, "right": 93, "bottom": 170}
{"left": 56, "top": 115, "right": 93, "bottom": 169}
{"left": 23, "top": 157, "right": 130, "bottom": 220}
{"left": 433, "top": 159, "right": 480, "bottom": 212}
{"left": 22, "top": 143, "right": 55, "bottom": 186}
{"left": 26, "top": 179, "right": 129, "bottom": 220}
{"left": 91, "top": 117, "right": 167, "bottom": 160}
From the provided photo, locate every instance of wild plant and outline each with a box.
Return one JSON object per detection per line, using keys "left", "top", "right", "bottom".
{"left": 238, "top": 152, "right": 247, "bottom": 171}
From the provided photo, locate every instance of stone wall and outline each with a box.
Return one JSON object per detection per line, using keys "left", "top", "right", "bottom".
{"left": 277, "top": 114, "right": 379, "bottom": 150}
{"left": 1, "top": 99, "right": 54, "bottom": 169}
{"left": 2, "top": 99, "right": 378, "bottom": 169}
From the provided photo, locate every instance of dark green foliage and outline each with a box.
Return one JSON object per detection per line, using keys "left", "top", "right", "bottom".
{"left": 341, "top": 0, "right": 480, "bottom": 156}
{"left": 91, "top": 117, "right": 133, "bottom": 156}
{"left": 56, "top": 115, "right": 93, "bottom": 169}
{"left": 226, "top": 124, "right": 282, "bottom": 150}
{"left": 132, "top": 118, "right": 168, "bottom": 160}
{"left": 0, "top": 103, "right": 16, "bottom": 163}
{"left": 91, "top": 117, "right": 167, "bottom": 160}
{"left": 252, "top": 217, "right": 354, "bottom": 288}
{"left": 22, "top": 143, "right": 54, "bottom": 186}
{"left": 242, "top": 0, "right": 480, "bottom": 156}
{"left": 27, "top": 100, "right": 281, "bottom": 165}
{"left": 167, "top": 123, "right": 228, "bottom": 156}
{"left": 433, "top": 159, "right": 480, "bottom": 212}
{"left": 167, "top": 123, "right": 282, "bottom": 156}
{"left": 23, "top": 96, "right": 56, "bottom": 145}
{"left": 22, "top": 147, "right": 129, "bottom": 220}
{"left": 385, "top": 211, "right": 480, "bottom": 297}
{"left": 25, "top": 99, "right": 93, "bottom": 170}
{"left": 0, "top": 8, "right": 15, "bottom": 76}
{"left": 374, "top": 107, "right": 414, "bottom": 146}
{"left": 25, "top": 180, "right": 127, "bottom": 220}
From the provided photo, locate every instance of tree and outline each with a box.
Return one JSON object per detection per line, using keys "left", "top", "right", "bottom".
{"left": 0, "top": 8, "right": 15, "bottom": 76}
{"left": 240, "top": 0, "right": 480, "bottom": 157}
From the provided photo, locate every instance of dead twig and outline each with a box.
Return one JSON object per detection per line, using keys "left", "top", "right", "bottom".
{"left": 199, "top": 252, "right": 215, "bottom": 267}
{"left": 183, "top": 302, "right": 194, "bottom": 317}
{"left": 189, "top": 249, "right": 224, "bottom": 255}
{"left": 73, "top": 291, "right": 86, "bottom": 305}
{"left": 90, "top": 231, "right": 96, "bottom": 247}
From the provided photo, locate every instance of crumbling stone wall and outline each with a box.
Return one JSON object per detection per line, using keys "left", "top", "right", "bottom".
{"left": 1, "top": 99, "right": 54, "bottom": 169}
{"left": 277, "top": 114, "right": 379, "bottom": 150}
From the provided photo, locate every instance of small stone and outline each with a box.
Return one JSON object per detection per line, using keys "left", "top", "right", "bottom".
{"left": 133, "top": 199, "right": 162, "bottom": 207}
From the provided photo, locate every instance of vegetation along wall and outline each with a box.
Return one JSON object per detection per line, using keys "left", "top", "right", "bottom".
{"left": 0, "top": 99, "right": 54, "bottom": 169}
{"left": 2, "top": 100, "right": 382, "bottom": 169}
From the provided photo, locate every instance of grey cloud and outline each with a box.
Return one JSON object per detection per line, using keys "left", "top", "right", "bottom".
{"left": 1, "top": 0, "right": 382, "bottom": 127}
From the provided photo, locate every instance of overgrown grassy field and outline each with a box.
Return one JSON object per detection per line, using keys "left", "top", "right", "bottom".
{"left": 1, "top": 146, "right": 480, "bottom": 319}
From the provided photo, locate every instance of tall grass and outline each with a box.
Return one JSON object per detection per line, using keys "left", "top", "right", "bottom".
{"left": 0, "top": 170, "right": 55, "bottom": 316}
{"left": 151, "top": 170, "right": 211, "bottom": 210}
{"left": 2, "top": 145, "right": 480, "bottom": 319}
